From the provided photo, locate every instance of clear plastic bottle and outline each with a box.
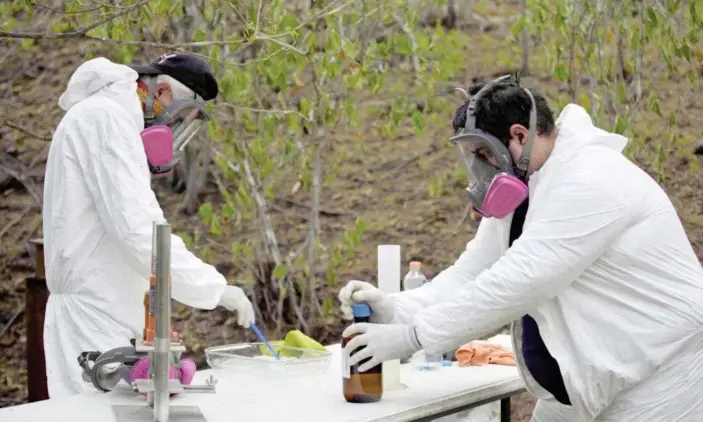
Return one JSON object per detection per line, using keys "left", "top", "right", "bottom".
{"left": 402, "top": 261, "right": 427, "bottom": 291}
{"left": 402, "top": 261, "right": 442, "bottom": 370}
{"left": 411, "top": 349, "right": 443, "bottom": 371}
{"left": 343, "top": 303, "right": 383, "bottom": 403}
{"left": 400, "top": 261, "right": 426, "bottom": 364}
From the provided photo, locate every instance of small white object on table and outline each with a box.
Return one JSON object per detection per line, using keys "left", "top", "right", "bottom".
{"left": 0, "top": 339, "right": 523, "bottom": 422}
{"left": 377, "top": 244, "right": 403, "bottom": 391}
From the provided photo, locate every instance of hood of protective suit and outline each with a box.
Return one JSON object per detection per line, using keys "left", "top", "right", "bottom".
{"left": 58, "top": 57, "right": 144, "bottom": 130}
{"left": 552, "top": 103, "right": 628, "bottom": 155}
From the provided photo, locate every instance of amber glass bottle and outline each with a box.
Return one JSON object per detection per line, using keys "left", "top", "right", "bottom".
{"left": 343, "top": 303, "right": 383, "bottom": 403}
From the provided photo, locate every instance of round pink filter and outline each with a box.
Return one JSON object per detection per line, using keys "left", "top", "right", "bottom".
{"left": 177, "top": 359, "right": 196, "bottom": 385}
{"left": 129, "top": 358, "right": 178, "bottom": 397}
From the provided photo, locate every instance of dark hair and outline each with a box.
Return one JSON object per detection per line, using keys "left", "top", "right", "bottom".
{"left": 452, "top": 80, "right": 555, "bottom": 146}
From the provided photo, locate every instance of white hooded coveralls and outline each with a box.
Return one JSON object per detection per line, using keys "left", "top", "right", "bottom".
{"left": 42, "top": 58, "right": 227, "bottom": 398}
{"left": 390, "top": 105, "right": 703, "bottom": 421}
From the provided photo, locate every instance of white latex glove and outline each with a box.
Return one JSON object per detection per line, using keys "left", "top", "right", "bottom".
{"left": 338, "top": 280, "right": 395, "bottom": 324}
{"left": 218, "top": 285, "right": 255, "bottom": 328}
{"left": 343, "top": 323, "right": 421, "bottom": 372}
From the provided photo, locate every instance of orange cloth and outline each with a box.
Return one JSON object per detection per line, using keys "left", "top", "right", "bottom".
{"left": 455, "top": 341, "right": 516, "bottom": 366}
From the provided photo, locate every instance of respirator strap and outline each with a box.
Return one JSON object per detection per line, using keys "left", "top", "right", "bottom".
{"left": 144, "top": 77, "right": 157, "bottom": 124}
{"left": 464, "top": 75, "right": 512, "bottom": 129}
{"left": 515, "top": 87, "right": 538, "bottom": 179}
{"left": 89, "top": 354, "right": 127, "bottom": 392}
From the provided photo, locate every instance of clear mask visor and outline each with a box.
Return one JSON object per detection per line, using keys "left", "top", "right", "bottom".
{"left": 156, "top": 100, "right": 208, "bottom": 161}
{"left": 171, "top": 118, "right": 203, "bottom": 154}
{"left": 455, "top": 141, "right": 473, "bottom": 178}
{"left": 450, "top": 131, "right": 514, "bottom": 175}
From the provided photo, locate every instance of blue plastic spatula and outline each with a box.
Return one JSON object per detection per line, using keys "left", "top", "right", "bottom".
{"left": 250, "top": 323, "right": 281, "bottom": 360}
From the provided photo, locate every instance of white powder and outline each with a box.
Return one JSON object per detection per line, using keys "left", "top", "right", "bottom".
{"left": 254, "top": 355, "right": 295, "bottom": 361}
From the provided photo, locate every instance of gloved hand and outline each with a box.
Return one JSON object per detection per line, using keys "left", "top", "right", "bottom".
{"left": 343, "top": 323, "right": 422, "bottom": 372}
{"left": 338, "top": 280, "right": 395, "bottom": 324}
{"left": 218, "top": 285, "right": 255, "bottom": 328}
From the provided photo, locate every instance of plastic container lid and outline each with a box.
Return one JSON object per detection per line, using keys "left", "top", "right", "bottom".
{"left": 351, "top": 303, "right": 371, "bottom": 318}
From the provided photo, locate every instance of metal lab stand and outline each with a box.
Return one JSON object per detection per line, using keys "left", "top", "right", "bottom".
{"left": 112, "top": 223, "right": 217, "bottom": 422}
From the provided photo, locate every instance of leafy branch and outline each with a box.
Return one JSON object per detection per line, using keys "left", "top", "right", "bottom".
{"left": 1, "top": 0, "right": 476, "bottom": 340}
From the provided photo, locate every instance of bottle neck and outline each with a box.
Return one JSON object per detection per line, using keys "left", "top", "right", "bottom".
{"left": 354, "top": 316, "right": 370, "bottom": 323}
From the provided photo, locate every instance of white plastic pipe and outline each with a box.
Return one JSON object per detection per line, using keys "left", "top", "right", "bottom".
{"left": 377, "top": 245, "right": 404, "bottom": 391}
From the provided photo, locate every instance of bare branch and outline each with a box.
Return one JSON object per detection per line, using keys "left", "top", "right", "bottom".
{"left": 0, "top": 151, "right": 43, "bottom": 206}
{"left": 0, "top": 119, "right": 53, "bottom": 142}
{"left": 256, "top": 32, "right": 308, "bottom": 56}
{"left": 29, "top": 1, "right": 105, "bottom": 14}
{"left": 0, "top": 205, "right": 33, "bottom": 240}
{"left": 82, "top": 37, "right": 248, "bottom": 48}
{"left": 0, "top": 0, "right": 149, "bottom": 40}
{"left": 391, "top": 11, "right": 420, "bottom": 83}
{"left": 220, "top": 103, "right": 303, "bottom": 117}
{"left": 0, "top": 308, "right": 24, "bottom": 340}
{"left": 519, "top": 0, "right": 529, "bottom": 74}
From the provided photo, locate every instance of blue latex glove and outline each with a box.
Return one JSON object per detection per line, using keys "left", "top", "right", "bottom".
{"left": 343, "top": 323, "right": 422, "bottom": 372}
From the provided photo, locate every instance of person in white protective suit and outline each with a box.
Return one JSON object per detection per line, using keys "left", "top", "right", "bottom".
{"left": 42, "top": 54, "right": 255, "bottom": 398}
{"left": 339, "top": 74, "right": 703, "bottom": 421}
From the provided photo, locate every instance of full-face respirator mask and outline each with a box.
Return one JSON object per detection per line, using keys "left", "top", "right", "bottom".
{"left": 77, "top": 339, "right": 196, "bottom": 395}
{"left": 139, "top": 76, "right": 209, "bottom": 177}
{"left": 449, "top": 74, "right": 538, "bottom": 219}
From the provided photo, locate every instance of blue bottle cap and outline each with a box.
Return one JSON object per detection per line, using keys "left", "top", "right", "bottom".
{"left": 351, "top": 303, "right": 371, "bottom": 318}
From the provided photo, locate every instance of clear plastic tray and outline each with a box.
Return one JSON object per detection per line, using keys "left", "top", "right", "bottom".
{"left": 204, "top": 342, "right": 332, "bottom": 378}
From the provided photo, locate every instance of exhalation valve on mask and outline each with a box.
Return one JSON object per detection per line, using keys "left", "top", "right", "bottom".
{"left": 449, "top": 73, "right": 537, "bottom": 219}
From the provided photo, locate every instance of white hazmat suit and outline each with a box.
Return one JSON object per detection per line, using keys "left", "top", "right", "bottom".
{"left": 42, "top": 58, "right": 252, "bottom": 398}
{"left": 342, "top": 104, "right": 703, "bottom": 421}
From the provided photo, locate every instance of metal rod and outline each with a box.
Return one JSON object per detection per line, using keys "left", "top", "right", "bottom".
{"left": 146, "top": 221, "right": 159, "bottom": 407}
{"left": 145, "top": 352, "right": 154, "bottom": 408}
{"left": 501, "top": 397, "right": 511, "bottom": 422}
{"left": 146, "top": 221, "right": 157, "bottom": 408}
{"left": 153, "top": 223, "right": 171, "bottom": 422}
{"left": 181, "top": 385, "right": 216, "bottom": 393}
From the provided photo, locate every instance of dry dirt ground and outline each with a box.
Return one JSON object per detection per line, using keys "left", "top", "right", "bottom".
{"left": 2, "top": 8, "right": 703, "bottom": 422}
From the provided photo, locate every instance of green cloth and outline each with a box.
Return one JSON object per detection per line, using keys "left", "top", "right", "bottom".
{"left": 259, "top": 330, "right": 325, "bottom": 357}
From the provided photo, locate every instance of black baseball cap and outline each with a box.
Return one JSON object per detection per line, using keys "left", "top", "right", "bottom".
{"left": 130, "top": 53, "right": 219, "bottom": 101}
